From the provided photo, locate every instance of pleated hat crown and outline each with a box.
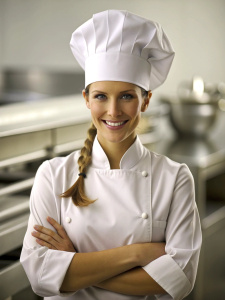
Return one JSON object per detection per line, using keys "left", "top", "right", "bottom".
{"left": 70, "top": 10, "right": 175, "bottom": 90}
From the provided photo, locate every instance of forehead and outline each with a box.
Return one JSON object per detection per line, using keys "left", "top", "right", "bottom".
{"left": 89, "top": 81, "right": 139, "bottom": 93}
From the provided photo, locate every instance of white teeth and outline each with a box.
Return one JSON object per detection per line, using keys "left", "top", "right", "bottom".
{"left": 105, "top": 121, "right": 125, "bottom": 127}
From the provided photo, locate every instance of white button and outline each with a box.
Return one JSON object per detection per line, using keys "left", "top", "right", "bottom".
{"left": 66, "top": 217, "right": 71, "bottom": 223}
{"left": 142, "top": 171, "right": 148, "bottom": 177}
{"left": 141, "top": 212, "right": 148, "bottom": 219}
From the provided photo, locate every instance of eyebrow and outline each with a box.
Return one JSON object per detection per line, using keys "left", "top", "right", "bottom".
{"left": 91, "top": 89, "right": 136, "bottom": 94}
{"left": 91, "top": 90, "right": 106, "bottom": 94}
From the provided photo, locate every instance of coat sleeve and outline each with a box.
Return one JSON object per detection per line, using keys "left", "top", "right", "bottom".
{"left": 143, "top": 164, "right": 202, "bottom": 300}
{"left": 20, "top": 161, "right": 76, "bottom": 297}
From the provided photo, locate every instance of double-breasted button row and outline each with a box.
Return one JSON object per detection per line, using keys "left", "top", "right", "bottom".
{"left": 141, "top": 171, "right": 148, "bottom": 177}
{"left": 141, "top": 212, "right": 148, "bottom": 219}
{"left": 65, "top": 217, "right": 71, "bottom": 223}
{"left": 141, "top": 171, "right": 148, "bottom": 219}
{"left": 66, "top": 214, "right": 148, "bottom": 222}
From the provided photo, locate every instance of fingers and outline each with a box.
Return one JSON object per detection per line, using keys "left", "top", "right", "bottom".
{"left": 32, "top": 227, "right": 60, "bottom": 249}
{"left": 35, "top": 237, "right": 57, "bottom": 250}
{"left": 32, "top": 221, "right": 76, "bottom": 252}
{"left": 33, "top": 224, "right": 61, "bottom": 243}
{"left": 47, "top": 216, "right": 69, "bottom": 239}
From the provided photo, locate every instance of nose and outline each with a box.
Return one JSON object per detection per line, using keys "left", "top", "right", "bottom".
{"left": 107, "top": 98, "right": 122, "bottom": 118}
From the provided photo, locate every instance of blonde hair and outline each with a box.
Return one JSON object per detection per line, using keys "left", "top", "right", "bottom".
{"left": 61, "top": 123, "right": 97, "bottom": 206}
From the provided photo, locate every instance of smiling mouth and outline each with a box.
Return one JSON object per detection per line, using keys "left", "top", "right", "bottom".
{"left": 103, "top": 120, "right": 128, "bottom": 127}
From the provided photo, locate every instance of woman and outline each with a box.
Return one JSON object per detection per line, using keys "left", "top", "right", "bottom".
{"left": 20, "top": 10, "right": 202, "bottom": 300}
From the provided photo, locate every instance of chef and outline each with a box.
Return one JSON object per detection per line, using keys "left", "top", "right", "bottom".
{"left": 20, "top": 9, "right": 202, "bottom": 300}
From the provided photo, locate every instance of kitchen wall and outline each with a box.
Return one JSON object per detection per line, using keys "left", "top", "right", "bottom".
{"left": 0, "top": 0, "right": 225, "bottom": 100}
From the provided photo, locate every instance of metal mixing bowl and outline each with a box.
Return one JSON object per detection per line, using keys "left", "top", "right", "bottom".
{"left": 166, "top": 100, "right": 219, "bottom": 137}
{"left": 162, "top": 77, "right": 221, "bottom": 137}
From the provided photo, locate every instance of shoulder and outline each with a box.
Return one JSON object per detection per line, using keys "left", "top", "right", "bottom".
{"left": 150, "top": 149, "right": 188, "bottom": 169}
{"left": 36, "top": 149, "right": 80, "bottom": 182}
{"left": 150, "top": 149, "right": 180, "bottom": 168}
{"left": 147, "top": 150, "right": 195, "bottom": 206}
{"left": 146, "top": 148, "right": 193, "bottom": 182}
{"left": 31, "top": 150, "right": 81, "bottom": 200}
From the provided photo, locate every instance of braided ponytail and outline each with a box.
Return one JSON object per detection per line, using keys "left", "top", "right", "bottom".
{"left": 61, "top": 123, "right": 97, "bottom": 206}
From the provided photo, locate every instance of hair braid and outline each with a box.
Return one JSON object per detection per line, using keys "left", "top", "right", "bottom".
{"left": 61, "top": 123, "right": 97, "bottom": 206}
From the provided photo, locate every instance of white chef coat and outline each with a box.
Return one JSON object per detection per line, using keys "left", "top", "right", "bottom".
{"left": 20, "top": 136, "right": 202, "bottom": 300}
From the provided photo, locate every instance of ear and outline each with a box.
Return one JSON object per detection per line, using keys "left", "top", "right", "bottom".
{"left": 82, "top": 89, "right": 90, "bottom": 109}
{"left": 141, "top": 91, "right": 152, "bottom": 112}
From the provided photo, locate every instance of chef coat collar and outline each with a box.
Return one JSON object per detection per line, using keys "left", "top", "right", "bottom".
{"left": 91, "top": 136, "right": 144, "bottom": 170}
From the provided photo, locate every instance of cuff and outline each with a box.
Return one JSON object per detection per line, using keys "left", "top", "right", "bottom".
{"left": 39, "top": 249, "right": 76, "bottom": 297}
{"left": 142, "top": 254, "right": 191, "bottom": 300}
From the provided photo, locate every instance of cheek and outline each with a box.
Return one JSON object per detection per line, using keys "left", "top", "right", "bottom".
{"left": 126, "top": 103, "right": 141, "bottom": 118}
{"left": 90, "top": 103, "right": 104, "bottom": 119}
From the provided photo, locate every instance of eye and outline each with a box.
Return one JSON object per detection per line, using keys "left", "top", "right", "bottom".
{"left": 94, "top": 94, "right": 107, "bottom": 100}
{"left": 121, "top": 94, "right": 134, "bottom": 100}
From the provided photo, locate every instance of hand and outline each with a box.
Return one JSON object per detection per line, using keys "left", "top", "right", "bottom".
{"left": 32, "top": 216, "right": 76, "bottom": 252}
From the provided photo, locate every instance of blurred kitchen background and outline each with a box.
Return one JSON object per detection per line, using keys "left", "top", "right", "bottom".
{"left": 0, "top": 0, "right": 225, "bottom": 299}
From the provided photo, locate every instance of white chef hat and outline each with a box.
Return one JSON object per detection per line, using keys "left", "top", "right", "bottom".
{"left": 70, "top": 10, "right": 175, "bottom": 91}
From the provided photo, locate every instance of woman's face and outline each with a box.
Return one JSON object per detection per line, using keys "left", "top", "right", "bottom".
{"left": 83, "top": 81, "right": 151, "bottom": 150}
